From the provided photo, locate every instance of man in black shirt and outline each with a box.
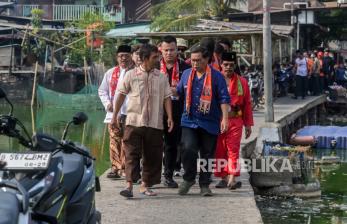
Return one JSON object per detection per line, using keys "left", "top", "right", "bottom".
{"left": 160, "top": 35, "right": 190, "bottom": 188}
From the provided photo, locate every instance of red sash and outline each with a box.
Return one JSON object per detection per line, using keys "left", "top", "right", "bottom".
{"left": 186, "top": 66, "right": 212, "bottom": 114}
{"left": 160, "top": 58, "right": 180, "bottom": 87}
{"left": 110, "top": 66, "right": 120, "bottom": 97}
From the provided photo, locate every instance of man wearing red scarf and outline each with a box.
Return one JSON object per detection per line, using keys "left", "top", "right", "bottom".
{"left": 160, "top": 35, "right": 190, "bottom": 188}
{"left": 214, "top": 52, "right": 254, "bottom": 189}
{"left": 98, "top": 45, "right": 133, "bottom": 179}
{"left": 175, "top": 45, "right": 230, "bottom": 196}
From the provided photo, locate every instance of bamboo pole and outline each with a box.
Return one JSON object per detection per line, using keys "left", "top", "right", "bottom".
{"left": 16, "top": 29, "right": 83, "bottom": 52}
{"left": 83, "top": 56, "right": 88, "bottom": 86}
{"left": 54, "top": 36, "right": 87, "bottom": 53}
{"left": 31, "top": 61, "right": 39, "bottom": 107}
{"left": 101, "top": 124, "right": 107, "bottom": 158}
{"left": 31, "top": 106, "right": 36, "bottom": 135}
{"left": 9, "top": 28, "right": 14, "bottom": 76}
{"left": 20, "top": 24, "right": 29, "bottom": 47}
{"left": 81, "top": 123, "right": 86, "bottom": 145}
{"left": 51, "top": 45, "right": 55, "bottom": 83}
{"left": 43, "top": 45, "right": 48, "bottom": 79}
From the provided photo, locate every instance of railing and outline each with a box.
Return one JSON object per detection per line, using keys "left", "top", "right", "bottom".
{"left": 53, "top": 5, "right": 123, "bottom": 22}
{"left": 22, "top": 5, "right": 39, "bottom": 17}
{"left": 21, "top": 4, "right": 123, "bottom": 23}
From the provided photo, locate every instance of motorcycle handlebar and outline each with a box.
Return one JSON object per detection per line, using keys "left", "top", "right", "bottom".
{"left": 0, "top": 115, "right": 33, "bottom": 149}
{"left": 59, "top": 141, "right": 95, "bottom": 160}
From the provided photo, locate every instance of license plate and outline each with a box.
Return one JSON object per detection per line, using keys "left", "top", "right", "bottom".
{"left": 0, "top": 153, "right": 51, "bottom": 170}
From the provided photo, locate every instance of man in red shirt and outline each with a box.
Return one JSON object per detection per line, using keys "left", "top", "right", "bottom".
{"left": 214, "top": 52, "right": 254, "bottom": 189}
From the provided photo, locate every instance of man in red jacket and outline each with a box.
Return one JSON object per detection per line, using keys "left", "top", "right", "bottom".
{"left": 214, "top": 52, "right": 254, "bottom": 189}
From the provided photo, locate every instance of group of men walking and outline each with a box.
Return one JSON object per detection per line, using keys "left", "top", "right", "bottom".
{"left": 98, "top": 36, "right": 254, "bottom": 198}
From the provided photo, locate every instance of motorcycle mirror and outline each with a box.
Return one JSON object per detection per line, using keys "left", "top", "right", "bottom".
{"left": 72, "top": 112, "right": 88, "bottom": 125}
{"left": 0, "top": 88, "right": 7, "bottom": 98}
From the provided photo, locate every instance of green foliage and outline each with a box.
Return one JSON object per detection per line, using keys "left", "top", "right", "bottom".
{"left": 22, "top": 11, "right": 115, "bottom": 67}
{"left": 31, "top": 8, "right": 44, "bottom": 33}
{"left": 315, "top": 9, "right": 347, "bottom": 43}
{"left": 22, "top": 8, "right": 46, "bottom": 62}
{"left": 150, "top": 0, "right": 241, "bottom": 31}
{"left": 65, "top": 12, "right": 116, "bottom": 67}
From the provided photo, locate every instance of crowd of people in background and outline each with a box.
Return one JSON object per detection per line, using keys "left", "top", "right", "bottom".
{"left": 270, "top": 49, "right": 346, "bottom": 100}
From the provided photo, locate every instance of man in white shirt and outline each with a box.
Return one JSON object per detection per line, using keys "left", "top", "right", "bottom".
{"left": 98, "top": 44, "right": 133, "bottom": 179}
{"left": 293, "top": 50, "right": 308, "bottom": 99}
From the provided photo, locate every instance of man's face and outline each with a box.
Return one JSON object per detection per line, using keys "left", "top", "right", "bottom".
{"left": 146, "top": 52, "right": 159, "bottom": 70}
{"left": 132, "top": 50, "right": 141, "bottom": 66}
{"left": 221, "top": 60, "right": 236, "bottom": 77}
{"left": 191, "top": 52, "right": 208, "bottom": 71}
{"left": 117, "top": 52, "right": 131, "bottom": 68}
{"left": 161, "top": 42, "right": 177, "bottom": 63}
{"left": 303, "top": 52, "right": 308, "bottom": 58}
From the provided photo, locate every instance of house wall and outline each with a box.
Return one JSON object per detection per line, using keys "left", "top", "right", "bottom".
{"left": 123, "top": 0, "right": 152, "bottom": 23}
{"left": 228, "top": 0, "right": 248, "bottom": 12}
{"left": 247, "top": 0, "right": 311, "bottom": 12}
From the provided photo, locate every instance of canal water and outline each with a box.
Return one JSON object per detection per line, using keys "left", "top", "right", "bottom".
{"left": 257, "top": 140, "right": 347, "bottom": 223}
{"left": 0, "top": 104, "right": 110, "bottom": 176}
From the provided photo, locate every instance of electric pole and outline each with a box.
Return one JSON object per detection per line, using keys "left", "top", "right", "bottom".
{"left": 263, "top": 0, "right": 274, "bottom": 122}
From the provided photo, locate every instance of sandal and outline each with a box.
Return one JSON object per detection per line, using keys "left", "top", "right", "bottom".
{"left": 120, "top": 188, "right": 133, "bottom": 198}
{"left": 107, "top": 171, "right": 121, "bottom": 179}
{"left": 140, "top": 188, "right": 157, "bottom": 196}
{"left": 228, "top": 181, "right": 242, "bottom": 190}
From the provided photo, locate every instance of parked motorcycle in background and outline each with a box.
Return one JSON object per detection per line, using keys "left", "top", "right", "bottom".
{"left": 0, "top": 88, "right": 101, "bottom": 224}
{"left": 274, "top": 64, "right": 290, "bottom": 97}
{"left": 245, "top": 65, "right": 264, "bottom": 110}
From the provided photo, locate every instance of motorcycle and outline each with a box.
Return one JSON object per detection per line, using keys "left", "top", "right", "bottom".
{"left": 246, "top": 68, "right": 264, "bottom": 110}
{"left": 275, "top": 68, "right": 290, "bottom": 97}
{"left": 0, "top": 88, "right": 101, "bottom": 224}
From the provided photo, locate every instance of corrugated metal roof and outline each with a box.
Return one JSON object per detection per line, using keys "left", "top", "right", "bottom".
{"left": 0, "top": 2, "right": 14, "bottom": 8}
{"left": 136, "top": 29, "right": 263, "bottom": 39}
{"left": 106, "top": 24, "right": 150, "bottom": 38}
{"left": 194, "top": 19, "right": 293, "bottom": 36}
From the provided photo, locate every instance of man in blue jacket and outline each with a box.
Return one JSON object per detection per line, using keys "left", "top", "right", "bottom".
{"left": 175, "top": 45, "right": 230, "bottom": 196}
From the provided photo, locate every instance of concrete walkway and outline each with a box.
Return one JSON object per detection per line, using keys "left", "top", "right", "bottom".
{"left": 96, "top": 95, "right": 326, "bottom": 224}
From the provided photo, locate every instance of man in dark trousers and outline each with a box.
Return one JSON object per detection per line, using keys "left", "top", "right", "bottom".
{"left": 175, "top": 45, "right": 230, "bottom": 196}
{"left": 160, "top": 35, "right": 190, "bottom": 188}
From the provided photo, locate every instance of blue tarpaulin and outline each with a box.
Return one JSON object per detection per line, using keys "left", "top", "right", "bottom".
{"left": 296, "top": 126, "right": 347, "bottom": 149}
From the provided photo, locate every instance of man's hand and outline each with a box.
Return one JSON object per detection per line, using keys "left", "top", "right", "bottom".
{"left": 167, "top": 118, "right": 174, "bottom": 133}
{"left": 110, "top": 116, "right": 119, "bottom": 130}
{"left": 107, "top": 103, "right": 113, "bottom": 112}
{"left": 220, "top": 117, "right": 229, "bottom": 134}
{"left": 171, "top": 87, "right": 178, "bottom": 96}
{"left": 245, "top": 126, "right": 252, "bottom": 139}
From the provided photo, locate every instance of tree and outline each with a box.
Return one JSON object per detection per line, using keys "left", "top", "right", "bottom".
{"left": 150, "top": 0, "right": 242, "bottom": 31}
{"left": 22, "top": 8, "right": 46, "bottom": 63}
{"left": 314, "top": 8, "right": 347, "bottom": 45}
{"left": 64, "top": 12, "right": 116, "bottom": 67}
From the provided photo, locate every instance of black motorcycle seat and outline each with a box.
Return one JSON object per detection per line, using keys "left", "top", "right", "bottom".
{"left": 58, "top": 152, "right": 84, "bottom": 197}
{"left": 0, "top": 192, "right": 19, "bottom": 224}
